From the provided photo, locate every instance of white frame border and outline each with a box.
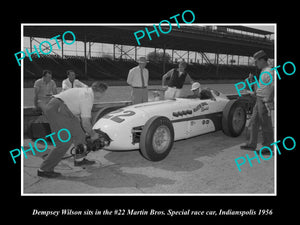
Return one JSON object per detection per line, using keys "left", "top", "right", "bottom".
{"left": 20, "top": 23, "right": 277, "bottom": 196}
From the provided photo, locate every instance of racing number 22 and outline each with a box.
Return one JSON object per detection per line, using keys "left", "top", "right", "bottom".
{"left": 103, "top": 109, "right": 136, "bottom": 123}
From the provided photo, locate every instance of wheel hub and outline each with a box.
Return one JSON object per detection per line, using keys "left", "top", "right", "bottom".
{"left": 232, "top": 107, "right": 245, "bottom": 132}
{"left": 152, "top": 125, "right": 171, "bottom": 153}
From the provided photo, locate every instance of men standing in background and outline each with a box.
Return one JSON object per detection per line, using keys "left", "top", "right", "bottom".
{"left": 34, "top": 70, "right": 57, "bottom": 112}
{"left": 127, "top": 57, "right": 149, "bottom": 104}
{"left": 162, "top": 61, "right": 194, "bottom": 99}
{"left": 62, "top": 70, "right": 87, "bottom": 92}
{"left": 240, "top": 50, "right": 274, "bottom": 154}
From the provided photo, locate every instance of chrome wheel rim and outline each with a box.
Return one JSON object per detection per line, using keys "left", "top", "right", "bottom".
{"left": 232, "top": 107, "right": 245, "bottom": 133}
{"left": 152, "top": 125, "right": 171, "bottom": 153}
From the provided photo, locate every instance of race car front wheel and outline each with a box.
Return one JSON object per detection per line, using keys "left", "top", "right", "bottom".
{"left": 222, "top": 100, "right": 246, "bottom": 137}
{"left": 140, "top": 116, "right": 174, "bottom": 161}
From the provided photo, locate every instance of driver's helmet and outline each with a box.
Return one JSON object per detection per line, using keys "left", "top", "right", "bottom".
{"left": 191, "top": 82, "right": 201, "bottom": 91}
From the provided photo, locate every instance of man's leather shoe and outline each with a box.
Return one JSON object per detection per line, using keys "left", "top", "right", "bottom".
{"left": 74, "top": 158, "right": 95, "bottom": 167}
{"left": 37, "top": 170, "right": 61, "bottom": 178}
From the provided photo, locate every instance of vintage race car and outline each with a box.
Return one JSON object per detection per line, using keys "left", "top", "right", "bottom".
{"left": 92, "top": 90, "right": 248, "bottom": 161}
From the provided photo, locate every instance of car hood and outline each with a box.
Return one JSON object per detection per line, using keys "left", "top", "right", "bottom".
{"left": 131, "top": 99, "right": 192, "bottom": 115}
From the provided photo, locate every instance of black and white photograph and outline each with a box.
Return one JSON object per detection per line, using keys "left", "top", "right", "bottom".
{"left": 21, "top": 24, "right": 276, "bottom": 195}
{"left": 4, "top": 5, "right": 298, "bottom": 223}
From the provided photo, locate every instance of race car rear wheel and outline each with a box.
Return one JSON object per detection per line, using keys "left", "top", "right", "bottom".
{"left": 140, "top": 116, "right": 174, "bottom": 161}
{"left": 222, "top": 100, "right": 246, "bottom": 137}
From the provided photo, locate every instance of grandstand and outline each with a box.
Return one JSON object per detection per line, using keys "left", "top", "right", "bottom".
{"left": 23, "top": 25, "right": 273, "bottom": 87}
{"left": 24, "top": 55, "right": 257, "bottom": 84}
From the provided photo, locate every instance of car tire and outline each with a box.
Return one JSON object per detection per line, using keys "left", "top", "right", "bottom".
{"left": 140, "top": 116, "right": 174, "bottom": 161}
{"left": 222, "top": 100, "right": 246, "bottom": 137}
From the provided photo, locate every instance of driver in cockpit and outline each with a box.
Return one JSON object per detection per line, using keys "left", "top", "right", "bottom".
{"left": 187, "top": 82, "right": 216, "bottom": 101}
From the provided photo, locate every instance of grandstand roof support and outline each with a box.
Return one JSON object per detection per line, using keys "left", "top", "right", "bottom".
{"left": 199, "top": 52, "right": 212, "bottom": 65}
{"left": 114, "top": 44, "right": 135, "bottom": 60}
{"left": 31, "top": 37, "right": 61, "bottom": 57}
{"left": 218, "top": 54, "right": 227, "bottom": 64}
{"left": 61, "top": 38, "right": 64, "bottom": 59}
{"left": 113, "top": 44, "right": 115, "bottom": 60}
{"left": 84, "top": 34, "right": 87, "bottom": 76}
{"left": 29, "top": 37, "right": 32, "bottom": 53}
{"left": 173, "top": 50, "right": 188, "bottom": 61}
{"left": 162, "top": 45, "right": 166, "bottom": 73}
{"left": 88, "top": 42, "right": 92, "bottom": 59}
{"left": 216, "top": 53, "right": 219, "bottom": 77}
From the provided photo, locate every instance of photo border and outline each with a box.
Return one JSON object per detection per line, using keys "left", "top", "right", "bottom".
{"left": 20, "top": 23, "right": 277, "bottom": 196}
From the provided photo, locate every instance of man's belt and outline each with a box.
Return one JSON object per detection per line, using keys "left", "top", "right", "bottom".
{"left": 132, "top": 86, "right": 147, "bottom": 89}
{"left": 168, "top": 86, "right": 181, "bottom": 89}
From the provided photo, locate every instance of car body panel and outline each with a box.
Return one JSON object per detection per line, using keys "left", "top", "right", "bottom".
{"left": 93, "top": 92, "right": 230, "bottom": 151}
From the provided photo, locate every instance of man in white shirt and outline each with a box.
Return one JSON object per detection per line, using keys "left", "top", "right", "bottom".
{"left": 62, "top": 70, "right": 87, "bottom": 92}
{"left": 33, "top": 70, "right": 57, "bottom": 112}
{"left": 240, "top": 50, "right": 274, "bottom": 154}
{"left": 127, "top": 57, "right": 149, "bottom": 104}
{"left": 38, "top": 82, "right": 108, "bottom": 178}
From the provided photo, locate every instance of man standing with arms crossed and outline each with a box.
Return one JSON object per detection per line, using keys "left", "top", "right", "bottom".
{"left": 38, "top": 81, "right": 108, "bottom": 178}
{"left": 162, "top": 61, "right": 194, "bottom": 99}
{"left": 240, "top": 50, "right": 274, "bottom": 154}
{"left": 127, "top": 57, "right": 149, "bottom": 104}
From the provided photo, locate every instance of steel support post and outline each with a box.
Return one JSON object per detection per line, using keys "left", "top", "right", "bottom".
{"left": 84, "top": 35, "right": 87, "bottom": 76}
{"left": 162, "top": 45, "right": 166, "bottom": 73}
{"left": 61, "top": 38, "right": 64, "bottom": 59}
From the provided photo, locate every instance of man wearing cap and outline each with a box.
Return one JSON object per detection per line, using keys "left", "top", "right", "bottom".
{"left": 127, "top": 57, "right": 149, "bottom": 104}
{"left": 240, "top": 50, "right": 274, "bottom": 154}
{"left": 62, "top": 70, "right": 88, "bottom": 92}
{"left": 187, "top": 82, "right": 216, "bottom": 100}
{"left": 188, "top": 82, "right": 201, "bottom": 98}
{"left": 162, "top": 61, "right": 194, "bottom": 99}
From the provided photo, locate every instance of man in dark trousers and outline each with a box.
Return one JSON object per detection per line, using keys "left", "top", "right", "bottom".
{"left": 37, "top": 81, "right": 108, "bottom": 178}
{"left": 162, "top": 61, "right": 194, "bottom": 99}
{"left": 240, "top": 50, "right": 274, "bottom": 154}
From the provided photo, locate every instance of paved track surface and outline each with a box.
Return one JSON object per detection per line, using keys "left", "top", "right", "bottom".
{"left": 22, "top": 83, "right": 274, "bottom": 194}
{"left": 23, "top": 131, "right": 274, "bottom": 194}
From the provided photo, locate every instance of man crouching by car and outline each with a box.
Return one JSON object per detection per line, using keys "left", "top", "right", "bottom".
{"left": 37, "top": 81, "right": 108, "bottom": 178}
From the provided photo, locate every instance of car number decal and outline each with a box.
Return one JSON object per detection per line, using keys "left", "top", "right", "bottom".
{"left": 103, "top": 108, "right": 136, "bottom": 123}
